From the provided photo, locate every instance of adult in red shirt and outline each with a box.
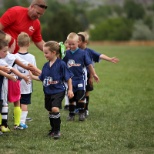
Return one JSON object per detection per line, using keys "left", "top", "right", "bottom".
{"left": 0, "top": 0, "right": 47, "bottom": 54}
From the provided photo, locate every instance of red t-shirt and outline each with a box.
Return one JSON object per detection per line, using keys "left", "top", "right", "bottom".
{"left": 0, "top": 6, "right": 42, "bottom": 53}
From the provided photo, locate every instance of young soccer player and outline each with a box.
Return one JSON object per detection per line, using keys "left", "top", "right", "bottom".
{"left": 78, "top": 31, "right": 119, "bottom": 117}
{"left": 63, "top": 32, "right": 99, "bottom": 121}
{"left": 0, "top": 39, "right": 39, "bottom": 131}
{"left": 0, "top": 39, "right": 30, "bottom": 132}
{"left": 30, "top": 41, "right": 74, "bottom": 139}
{"left": 15, "top": 32, "right": 40, "bottom": 129}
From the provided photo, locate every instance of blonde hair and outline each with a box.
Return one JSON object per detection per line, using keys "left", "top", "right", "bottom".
{"left": 17, "top": 32, "right": 30, "bottom": 47}
{"left": 67, "top": 32, "right": 79, "bottom": 42}
{"left": 44, "top": 41, "right": 60, "bottom": 55}
{"left": 78, "top": 31, "right": 89, "bottom": 42}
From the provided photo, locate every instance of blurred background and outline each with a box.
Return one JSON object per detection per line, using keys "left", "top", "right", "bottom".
{"left": 0, "top": 0, "right": 154, "bottom": 42}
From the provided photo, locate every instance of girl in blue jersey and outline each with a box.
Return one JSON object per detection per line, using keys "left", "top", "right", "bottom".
{"left": 78, "top": 31, "right": 119, "bottom": 117}
{"left": 30, "top": 41, "right": 74, "bottom": 139}
{"left": 63, "top": 32, "right": 99, "bottom": 121}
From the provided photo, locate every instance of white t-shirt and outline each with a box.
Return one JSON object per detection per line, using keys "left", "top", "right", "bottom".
{"left": 15, "top": 52, "right": 36, "bottom": 94}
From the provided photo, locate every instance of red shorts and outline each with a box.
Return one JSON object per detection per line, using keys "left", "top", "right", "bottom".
{"left": 8, "top": 80, "right": 21, "bottom": 102}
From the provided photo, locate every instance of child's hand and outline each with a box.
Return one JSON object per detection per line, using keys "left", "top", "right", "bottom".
{"left": 67, "top": 90, "right": 74, "bottom": 99}
{"left": 1, "top": 66, "right": 10, "bottom": 73}
{"left": 93, "top": 74, "right": 99, "bottom": 82}
{"left": 23, "top": 75, "right": 31, "bottom": 84}
{"left": 110, "top": 57, "right": 119, "bottom": 63}
{"left": 8, "top": 74, "right": 17, "bottom": 82}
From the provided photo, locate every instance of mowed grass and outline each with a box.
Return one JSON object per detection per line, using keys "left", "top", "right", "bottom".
{"left": 0, "top": 44, "right": 154, "bottom": 154}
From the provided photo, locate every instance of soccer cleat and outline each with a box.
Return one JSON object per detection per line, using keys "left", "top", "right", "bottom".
{"left": 19, "top": 123, "right": 28, "bottom": 129}
{"left": 85, "top": 110, "right": 89, "bottom": 118}
{"left": 0, "top": 131, "right": 3, "bottom": 135}
{"left": 67, "top": 115, "right": 75, "bottom": 121}
{"left": 48, "top": 129, "right": 54, "bottom": 137}
{"left": 53, "top": 131, "right": 61, "bottom": 139}
{"left": 75, "top": 108, "right": 79, "bottom": 114}
{"left": 26, "top": 117, "right": 32, "bottom": 122}
{"left": 14, "top": 125, "right": 24, "bottom": 130}
{"left": 64, "top": 105, "right": 69, "bottom": 110}
{"left": 79, "top": 113, "right": 85, "bottom": 121}
{"left": 1, "top": 126, "right": 11, "bottom": 133}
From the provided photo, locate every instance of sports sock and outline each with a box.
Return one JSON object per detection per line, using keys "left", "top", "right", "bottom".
{"left": 1, "top": 106, "right": 8, "bottom": 127}
{"left": 69, "top": 104, "right": 75, "bottom": 116}
{"left": 85, "top": 96, "right": 89, "bottom": 110}
{"left": 20, "top": 111, "right": 28, "bottom": 124}
{"left": 14, "top": 107, "right": 21, "bottom": 126}
{"left": 77, "top": 102, "right": 85, "bottom": 113}
{"left": 49, "top": 113, "right": 54, "bottom": 131}
{"left": 52, "top": 112, "right": 61, "bottom": 132}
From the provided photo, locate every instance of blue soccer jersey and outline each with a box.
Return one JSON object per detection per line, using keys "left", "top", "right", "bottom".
{"left": 63, "top": 48, "right": 92, "bottom": 92}
{"left": 85, "top": 48, "right": 101, "bottom": 65}
{"left": 39, "top": 58, "right": 73, "bottom": 95}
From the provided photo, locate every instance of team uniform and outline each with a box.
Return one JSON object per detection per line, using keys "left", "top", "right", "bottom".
{"left": 85, "top": 48, "right": 101, "bottom": 91}
{"left": 0, "top": 6, "right": 42, "bottom": 53}
{"left": 39, "top": 58, "right": 73, "bottom": 136}
{"left": 0, "top": 59, "right": 13, "bottom": 131}
{"left": 15, "top": 52, "right": 36, "bottom": 104}
{"left": 63, "top": 48, "right": 92, "bottom": 120}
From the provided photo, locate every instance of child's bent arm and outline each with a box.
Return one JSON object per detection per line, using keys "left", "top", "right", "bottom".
{"left": 11, "top": 68, "right": 30, "bottom": 83}
{"left": 88, "top": 64, "right": 99, "bottom": 82}
{"left": 0, "top": 65, "right": 10, "bottom": 73}
{"left": 67, "top": 78, "right": 74, "bottom": 99}
{"left": 0, "top": 70, "right": 17, "bottom": 81}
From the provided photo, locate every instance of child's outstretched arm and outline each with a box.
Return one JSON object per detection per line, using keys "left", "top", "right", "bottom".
{"left": 0, "top": 70, "right": 17, "bottom": 82}
{"left": 67, "top": 78, "right": 74, "bottom": 99}
{"left": 29, "top": 71, "right": 40, "bottom": 81}
{"left": 100, "top": 54, "right": 119, "bottom": 63}
{"left": 0, "top": 65, "right": 10, "bottom": 73}
{"left": 88, "top": 64, "right": 99, "bottom": 83}
{"left": 10, "top": 68, "right": 30, "bottom": 84}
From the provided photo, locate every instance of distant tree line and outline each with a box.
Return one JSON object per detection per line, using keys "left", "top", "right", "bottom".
{"left": 1, "top": 0, "right": 154, "bottom": 41}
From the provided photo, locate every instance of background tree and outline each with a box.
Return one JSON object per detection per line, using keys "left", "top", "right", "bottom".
{"left": 90, "top": 17, "right": 133, "bottom": 41}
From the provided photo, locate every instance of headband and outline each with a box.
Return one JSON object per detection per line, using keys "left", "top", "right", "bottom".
{"left": 59, "top": 42, "right": 66, "bottom": 59}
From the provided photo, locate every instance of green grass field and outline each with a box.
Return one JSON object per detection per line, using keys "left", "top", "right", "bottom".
{"left": 0, "top": 44, "right": 154, "bottom": 154}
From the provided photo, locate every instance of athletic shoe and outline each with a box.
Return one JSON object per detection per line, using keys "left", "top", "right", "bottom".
{"left": 26, "top": 117, "right": 32, "bottom": 122}
{"left": 0, "top": 131, "right": 3, "bottom": 136}
{"left": 19, "top": 123, "right": 28, "bottom": 129}
{"left": 53, "top": 131, "right": 61, "bottom": 139}
{"left": 67, "top": 115, "right": 75, "bottom": 121}
{"left": 79, "top": 113, "right": 85, "bottom": 121}
{"left": 85, "top": 110, "right": 89, "bottom": 118}
{"left": 14, "top": 125, "right": 24, "bottom": 130}
{"left": 48, "top": 129, "right": 54, "bottom": 137}
{"left": 75, "top": 108, "right": 79, "bottom": 114}
{"left": 1, "top": 126, "right": 11, "bottom": 133}
{"left": 64, "top": 105, "right": 69, "bottom": 110}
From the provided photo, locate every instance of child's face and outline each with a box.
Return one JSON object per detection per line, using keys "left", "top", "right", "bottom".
{"left": 0, "top": 46, "right": 8, "bottom": 58}
{"left": 43, "top": 46, "right": 56, "bottom": 61}
{"left": 78, "top": 35, "right": 87, "bottom": 49}
{"left": 67, "top": 39, "right": 78, "bottom": 51}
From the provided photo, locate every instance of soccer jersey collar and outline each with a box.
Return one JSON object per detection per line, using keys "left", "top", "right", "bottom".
{"left": 71, "top": 48, "right": 79, "bottom": 54}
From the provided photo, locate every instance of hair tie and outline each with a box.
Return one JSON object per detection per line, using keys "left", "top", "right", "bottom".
{"left": 59, "top": 42, "right": 66, "bottom": 59}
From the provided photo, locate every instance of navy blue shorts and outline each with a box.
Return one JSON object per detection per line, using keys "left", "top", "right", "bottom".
{"left": 20, "top": 93, "right": 31, "bottom": 105}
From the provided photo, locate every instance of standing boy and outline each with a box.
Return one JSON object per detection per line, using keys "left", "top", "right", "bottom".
{"left": 63, "top": 32, "right": 99, "bottom": 121}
